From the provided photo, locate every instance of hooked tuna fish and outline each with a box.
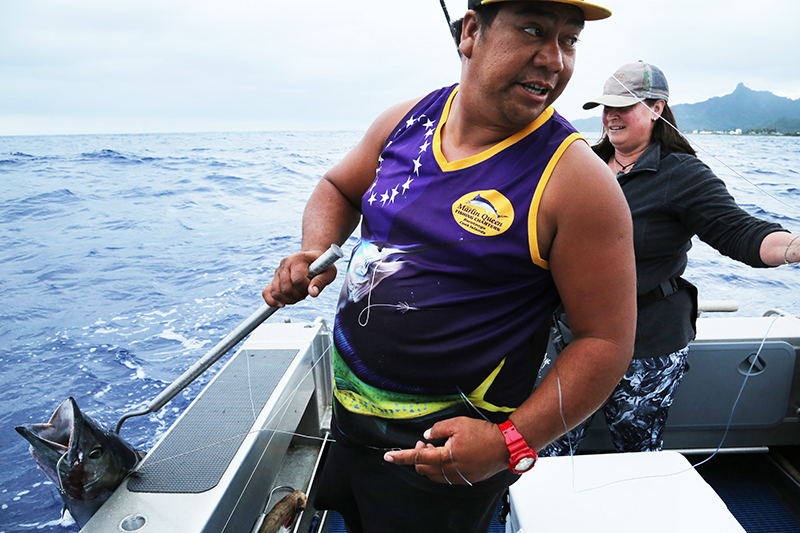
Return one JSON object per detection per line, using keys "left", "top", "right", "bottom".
{"left": 15, "top": 397, "right": 142, "bottom": 527}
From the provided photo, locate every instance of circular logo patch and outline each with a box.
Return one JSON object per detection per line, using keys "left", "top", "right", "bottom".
{"left": 452, "top": 190, "right": 514, "bottom": 236}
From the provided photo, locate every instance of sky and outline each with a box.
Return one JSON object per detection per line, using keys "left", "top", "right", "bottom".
{"left": 0, "top": 0, "right": 797, "bottom": 136}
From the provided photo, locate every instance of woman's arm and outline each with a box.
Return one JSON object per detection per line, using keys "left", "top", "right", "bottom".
{"left": 760, "top": 231, "right": 800, "bottom": 266}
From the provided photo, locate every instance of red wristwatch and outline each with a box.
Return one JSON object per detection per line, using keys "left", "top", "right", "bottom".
{"left": 498, "top": 420, "right": 537, "bottom": 473}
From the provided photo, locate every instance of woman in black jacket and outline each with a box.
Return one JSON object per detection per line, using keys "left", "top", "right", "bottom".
{"left": 541, "top": 61, "right": 800, "bottom": 455}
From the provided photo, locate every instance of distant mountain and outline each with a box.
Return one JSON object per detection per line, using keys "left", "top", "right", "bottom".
{"left": 569, "top": 83, "right": 800, "bottom": 134}
{"left": 569, "top": 115, "right": 602, "bottom": 134}
{"left": 675, "top": 84, "right": 800, "bottom": 132}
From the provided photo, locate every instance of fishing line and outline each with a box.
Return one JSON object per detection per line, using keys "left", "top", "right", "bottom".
{"left": 134, "top": 310, "right": 783, "bottom": 500}
{"left": 690, "top": 314, "right": 782, "bottom": 470}
{"left": 220, "top": 340, "right": 335, "bottom": 532}
{"left": 450, "top": 445, "right": 474, "bottom": 486}
{"left": 563, "top": 314, "right": 783, "bottom": 494}
{"left": 551, "top": 362, "right": 580, "bottom": 492}
{"left": 245, "top": 350, "right": 258, "bottom": 423}
{"left": 576, "top": 43, "right": 799, "bottom": 217}
{"left": 132, "top": 426, "right": 332, "bottom": 473}
{"left": 129, "top": 349, "right": 333, "bottom": 532}
{"left": 220, "top": 399, "right": 296, "bottom": 532}
{"left": 457, "top": 387, "right": 492, "bottom": 423}
{"left": 138, "top": 340, "right": 336, "bottom": 471}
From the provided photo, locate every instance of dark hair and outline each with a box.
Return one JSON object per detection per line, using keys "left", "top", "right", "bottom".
{"left": 593, "top": 100, "right": 696, "bottom": 161}
{"left": 473, "top": 3, "right": 502, "bottom": 28}
{"left": 450, "top": 18, "right": 464, "bottom": 46}
{"left": 451, "top": 5, "right": 501, "bottom": 52}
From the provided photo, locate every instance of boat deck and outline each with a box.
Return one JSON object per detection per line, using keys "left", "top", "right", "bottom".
{"left": 694, "top": 449, "right": 800, "bottom": 533}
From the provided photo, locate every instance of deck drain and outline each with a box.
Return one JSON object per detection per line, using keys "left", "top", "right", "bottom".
{"left": 120, "top": 514, "right": 147, "bottom": 531}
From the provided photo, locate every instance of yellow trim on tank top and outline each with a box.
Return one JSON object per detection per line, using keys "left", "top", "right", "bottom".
{"left": 333, "top": 347, "right": 515, "bottom": 420}
{"left": 527, "top": 132, "right": 587, "bottom": 269}
{"left": 432, "top": 86, "right": 555, "bottom": 173}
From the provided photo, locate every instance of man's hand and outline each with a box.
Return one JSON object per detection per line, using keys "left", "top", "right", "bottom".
{"left": 262, "top": 250, "right": 338, "bottom": 308}
{"left": 383, "top": 417, "right": 509, "bottom": 485}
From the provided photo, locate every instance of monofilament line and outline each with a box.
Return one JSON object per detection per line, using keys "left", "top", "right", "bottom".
{"left": 568, "top": 314, "right": 781, "bottom": 494}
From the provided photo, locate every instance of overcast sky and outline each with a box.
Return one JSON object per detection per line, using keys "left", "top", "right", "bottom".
{"left": 1, "top": 0, "right": 797, "bottom": 136}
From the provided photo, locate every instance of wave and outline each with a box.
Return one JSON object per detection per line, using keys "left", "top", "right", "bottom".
{"left": 0, "top": 188, "right": 82, "bottom": 223}
{"left": 78, "top": 149, "right": 163, "bottom": 165}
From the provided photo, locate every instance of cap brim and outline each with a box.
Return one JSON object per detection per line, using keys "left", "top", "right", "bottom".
{"left": 583, "top": 95, "right": 641, "bottom": 110}
{"left": 478, "top": 0, "right": 612, "bottom": 21}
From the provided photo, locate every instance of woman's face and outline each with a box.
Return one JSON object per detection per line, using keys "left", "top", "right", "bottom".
{"left": 602, "top": 101, "right": 663, "bottom": 155}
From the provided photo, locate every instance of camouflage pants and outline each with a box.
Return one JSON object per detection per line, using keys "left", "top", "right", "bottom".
{"left": 539, "top": 346, "right": 690, "bottom": 456}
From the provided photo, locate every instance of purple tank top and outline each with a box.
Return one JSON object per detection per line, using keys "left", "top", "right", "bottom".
{"left": 332, "top": 85, "right": 584, "bottom": 437}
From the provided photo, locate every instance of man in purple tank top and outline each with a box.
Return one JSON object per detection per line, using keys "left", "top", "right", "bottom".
{"left": 264, "top": 1, "right": 636, "bottom": 532}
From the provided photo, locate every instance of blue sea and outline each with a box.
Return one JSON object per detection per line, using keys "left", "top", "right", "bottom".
{"left": 1, "top": 130, "right": 798, "bottom": 532}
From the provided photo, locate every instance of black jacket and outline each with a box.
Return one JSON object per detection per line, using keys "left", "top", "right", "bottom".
{"left": 616, "top": 143, "right": 785, "bottom": 358}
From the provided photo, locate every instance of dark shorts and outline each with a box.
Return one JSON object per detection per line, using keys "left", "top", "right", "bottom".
{"left": 313, "top": 442, "right": 512, "bottom": 533}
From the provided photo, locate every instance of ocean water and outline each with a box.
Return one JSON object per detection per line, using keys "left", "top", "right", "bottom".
{"left": 0, "top": 130, "right": 798, "bottom": 531}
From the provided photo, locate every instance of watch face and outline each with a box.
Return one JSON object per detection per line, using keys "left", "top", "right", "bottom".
{"left": 514, "top": 456, "right": 535, "bottom": 472}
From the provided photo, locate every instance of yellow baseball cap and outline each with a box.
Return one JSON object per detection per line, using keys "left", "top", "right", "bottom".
{"left": 469, "top": 0, "right": 612, "bottom": 21}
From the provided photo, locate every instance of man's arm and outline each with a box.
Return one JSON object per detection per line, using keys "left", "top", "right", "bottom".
{"left": 262, "top": 98, "right": 422, "bottom": 308}
{"left": 512, "top": 138, "right": 636, "bottom": 446}
{"left": 385, "top": 139, "right": 637, "bottom": 483}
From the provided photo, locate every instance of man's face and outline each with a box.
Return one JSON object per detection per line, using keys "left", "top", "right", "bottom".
{"left": 461, "top": 2, "right": 584, "bottom": 128}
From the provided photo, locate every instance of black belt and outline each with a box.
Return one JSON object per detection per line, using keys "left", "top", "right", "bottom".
{"left": 638, "top": 278, "right": 680, "bottom": 308}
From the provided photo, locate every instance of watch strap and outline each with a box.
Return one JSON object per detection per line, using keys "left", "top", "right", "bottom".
{"left": 498, "top": 420, "right": 537, "bottom": 473}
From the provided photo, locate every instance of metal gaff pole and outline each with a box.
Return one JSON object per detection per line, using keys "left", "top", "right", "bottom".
{"left": 114, "top": 245, "right": 344, "bottom": 434}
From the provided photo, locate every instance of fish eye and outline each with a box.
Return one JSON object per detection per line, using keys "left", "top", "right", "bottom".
{"left": 89, "top": 447, "right": 104, "bottom": 459}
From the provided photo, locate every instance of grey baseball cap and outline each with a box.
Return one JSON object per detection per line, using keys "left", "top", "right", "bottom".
{"left": 583, "top": 61, "right": 670, "bottom": 109}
